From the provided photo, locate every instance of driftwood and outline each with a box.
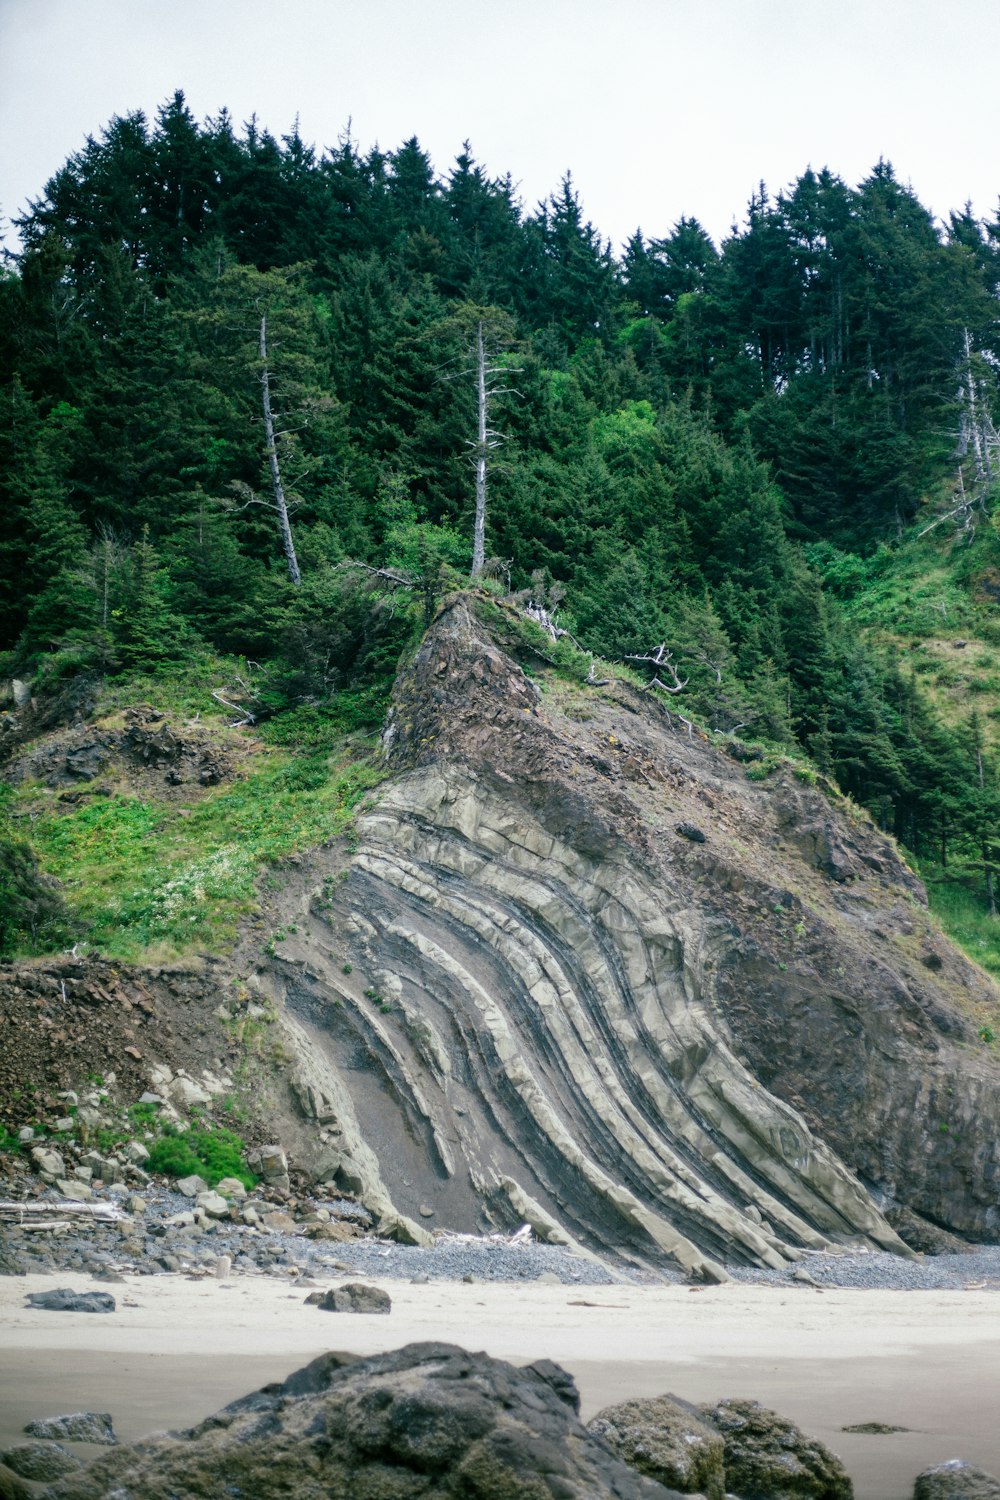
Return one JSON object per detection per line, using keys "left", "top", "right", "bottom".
{"left": 0, "top": 1199, "right": 122, "bottom": 1223}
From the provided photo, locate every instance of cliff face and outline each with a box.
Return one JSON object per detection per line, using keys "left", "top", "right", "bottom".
{"left": 258, "top": 598, "right": 1000, "bottom": 1278}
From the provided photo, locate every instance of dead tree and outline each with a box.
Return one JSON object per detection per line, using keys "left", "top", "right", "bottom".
{"left": 468, "top": 319, "right": 522, "bottom": 576}
{"left": 259, "top": 313, "right": 301, "bottom": 586}
{"left": 625, "top": 643, "right": 689, "bottom": 695}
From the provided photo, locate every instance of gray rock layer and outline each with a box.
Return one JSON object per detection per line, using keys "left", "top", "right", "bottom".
{"left": 255, "top": 599, "right": 1000, "bottom": 1273}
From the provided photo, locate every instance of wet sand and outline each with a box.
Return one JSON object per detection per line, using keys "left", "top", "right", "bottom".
{"left": 2, "top": 1273, "right": 998, "bottom": 1499}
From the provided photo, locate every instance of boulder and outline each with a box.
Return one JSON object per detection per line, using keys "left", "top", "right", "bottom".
{"left": 913, "top": 1461, "right": 1000, "bottom": 1500}
{"left": 700, "top": 1398, "right": 852, "bottom": 1500}
{"left": 246, "top": 1145, "right": 290, "bottom": 1190}
{"left": 215, "top": 1176, "right": 247, "bottom": 1199}
{"left": 30, "top": 1146, "right": 64, "bottom": 1179}
{"left": 24, "top": 1412, "right": 117, "bottom": 1445}
{"left": 54, "top": 1179, "right": 92, "bottom": 1201}
{"left": 195, "top": 1191, "right": 230, "bottom": 1219}
{"left": 589, "top": 1394, "right": 725, "bottom": 1498}
{"left": 167, "top": 1076, "right": 213, "bottom": 1110}
{"left": 308, "top": 1281, "right": 392, "bottom": 1314}
{"left": 175, "top": 1174, "right": 209, "bottom": 1197}
{"left": 0, "top": 1443, "right": 82, "bottom": 1481}
{"left": 42, "top": 1344, "right": 674, "bottom": 1498}
{"left": 260, "top": 1210, "right": 297, "bottom": 1233}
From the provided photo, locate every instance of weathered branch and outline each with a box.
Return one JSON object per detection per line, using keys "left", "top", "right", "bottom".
{"left": 625, "top": 644, "right": 689, "bottom": 694}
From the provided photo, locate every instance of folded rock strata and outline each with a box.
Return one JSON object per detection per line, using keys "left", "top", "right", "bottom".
{"left": 253, "top": 598, "right": 1000, "bottom": 1275}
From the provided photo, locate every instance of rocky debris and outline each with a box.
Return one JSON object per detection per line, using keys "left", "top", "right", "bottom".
{"left": 43, "top": 1343, "right": 676, "bottom": 1499}
{"left": 0, "top": 1443, "right": 82, "bottom": 1481}
{"left": 0, "top": 1229, "right": 26, "bottom": 1276}
{"left": 700, "top": 1398, "right": 852, "bottom": 1500}
{"left": 305, "top": 1280, "right": 391, "bottom": 1313}
{"left": 0, "top": 958, "right": 235, "bottom": 1139}
{"left": 674, "top": 822, "right": 707, "bottom": 843}
{"left": 4, "top": 707, "right": 233, "bottom": 793}
{"left": 245, "top": 1145, "right": 290, "bottom": 1192}
{"left": 25, "top": 1287, "right": 115, "bottom": 1313}
{"left": 589, "top": 1393, "right": 725, "bottom": 1497}
{"left": 913, "top": 1462, "right": 1000, "bottom": 1500}
{"left": 24, "top": 1413, "right": 116, "bottom": 1446}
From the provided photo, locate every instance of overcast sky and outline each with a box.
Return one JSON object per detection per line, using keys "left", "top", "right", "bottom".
{"left": 2, "top": 0, "right": 1000, "bottom": 256}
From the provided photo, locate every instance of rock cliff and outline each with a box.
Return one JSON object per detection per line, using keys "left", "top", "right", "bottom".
{"left": 251, "top": 597, "right": 1000, "bottom": 1278}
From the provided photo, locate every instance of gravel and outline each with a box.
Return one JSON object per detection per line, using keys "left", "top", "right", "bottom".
{"left": 5, "top": 1176, "right": 1000, "bottom": 1290}
{"left": 727, "top": 1245, "right": 1000, "bottom": 1291}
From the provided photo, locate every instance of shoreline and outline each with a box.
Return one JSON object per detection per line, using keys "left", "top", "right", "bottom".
{"left": 3, "top": 1272, "right": 1000, "bottom": 1500}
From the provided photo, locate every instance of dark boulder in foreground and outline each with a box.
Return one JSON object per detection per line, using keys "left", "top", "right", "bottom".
{"left": 43, "top": 1343, "right": 677, "bottom": 1499}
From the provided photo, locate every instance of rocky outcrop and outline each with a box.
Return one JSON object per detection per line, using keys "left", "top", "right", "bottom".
{"left": 913, "top": 1461, "right": 1000, "bottom": 1500}
{"left": 700, "top": 1398, "right": 852, "bottom": 1500}
{"left": 249, "top": 598, "right": 1000, "bottom": 1274}
{"left": 44, "top": 1343, "right": 677, "bottom": 1499}
{"left": 588, "top": 1394, "right": 725, "bottom": 1497}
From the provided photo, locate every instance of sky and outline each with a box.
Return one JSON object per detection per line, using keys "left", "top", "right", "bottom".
{"left": 2, "top": 0, "right": 1000, "bottom": 256}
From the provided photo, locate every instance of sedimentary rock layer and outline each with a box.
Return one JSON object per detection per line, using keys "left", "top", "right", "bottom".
{"left": 260, "top": 599, "right": 1000, "bottom": 1273}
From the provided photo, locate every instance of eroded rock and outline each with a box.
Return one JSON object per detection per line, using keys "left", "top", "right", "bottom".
{"left": 913, "top": 1461, "right": 1000, "bottom": 1500}
{"left": 589, "top": 1393, "right": 725, "bottom": 1497}
{"left": 24, "top": 1412, "right": 116, "bottom": 1445}
{"left": 700, "top": 1398, "right": 852, "bottom": 1500}
{"left": 43, "top": 1344, "right": 674, "bottom": 1498}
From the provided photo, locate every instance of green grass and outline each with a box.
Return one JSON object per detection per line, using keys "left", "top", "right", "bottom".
{"left": 925, "top": 873, "right": 1000, "bottom": 983}
{"left": 17, "top": 748, "right": 385, "bottom": 960}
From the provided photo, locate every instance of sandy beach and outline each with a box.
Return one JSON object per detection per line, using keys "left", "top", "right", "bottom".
{"left": 2, "top": 1272, "right": 998, "bottom": 1499}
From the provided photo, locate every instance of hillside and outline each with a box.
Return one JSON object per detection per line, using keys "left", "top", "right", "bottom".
{"left": 4, "top": 595, "right": 1000, "bottom": 1280}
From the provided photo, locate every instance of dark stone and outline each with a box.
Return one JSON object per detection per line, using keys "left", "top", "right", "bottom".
{"left": 1, "top": 1442, "right": 82, "bottom": 1481}
{"left": 524, "top": 1359, "right": 580, "bottom": 1415}
{"left": 43, "top": 1343, "right": 676, "bottom": 1498}
{"left": 313, "top": 1281, "right": 392, "bottom": 1314}
{"left": 24, "top": 1412, "right": 117, "bottom": 1446}
{"left": 700, "top": 1397, "right": 853, "bottom": 1500}
{"left": 913, "top": 1461, "right": 1000, "bottom": 1500}
{"left": 64, "top": 744, "right": 107, "bottom": 781}
{"left": 25, "top": 1288, "right": 115, "bottom": 1314}
{"left": 675, "top": 823, "right": 706, "bottom": 843}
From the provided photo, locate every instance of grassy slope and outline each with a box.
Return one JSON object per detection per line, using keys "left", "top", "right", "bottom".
{"left": 5, "top": 664, "right": 387, "bottom": 962}
{"left": 817, "top": 509, "right": 1000, "bottom": 980}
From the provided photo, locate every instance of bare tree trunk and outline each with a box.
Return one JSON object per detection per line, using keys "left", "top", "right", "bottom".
{"left": 259, "top": 314, "right": 301, "bottom": 587}
{"left": 964, "top": 328, "right": 987, "bottom": 483}
{"left": 472, "top": 319, "right": 487, "bottom": 578}
{"left": 977, "top": 742, "right": 997, "bottom": 917}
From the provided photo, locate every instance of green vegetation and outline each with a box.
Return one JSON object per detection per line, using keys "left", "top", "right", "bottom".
{"left": 4, "top": 95, "right": 1000, "bottom": 970}
{"left": 146, "top": 1123, "right": 256, "bottom": 1190}
{"left": 12, "top": 745, "right": 385, "bottom": 960}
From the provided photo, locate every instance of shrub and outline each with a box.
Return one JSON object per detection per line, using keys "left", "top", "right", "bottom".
{"left": 147, "top": 1124, "right": 256, "bottom": 1189}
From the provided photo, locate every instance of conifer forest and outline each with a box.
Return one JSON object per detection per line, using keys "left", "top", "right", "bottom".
{"left": 4, "top": 91, "right": 1000, "bottom": 965}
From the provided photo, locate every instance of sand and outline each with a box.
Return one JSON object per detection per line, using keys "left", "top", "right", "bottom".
{"left": 2, "top": 1272, "right": 998, "bottom": 1499}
